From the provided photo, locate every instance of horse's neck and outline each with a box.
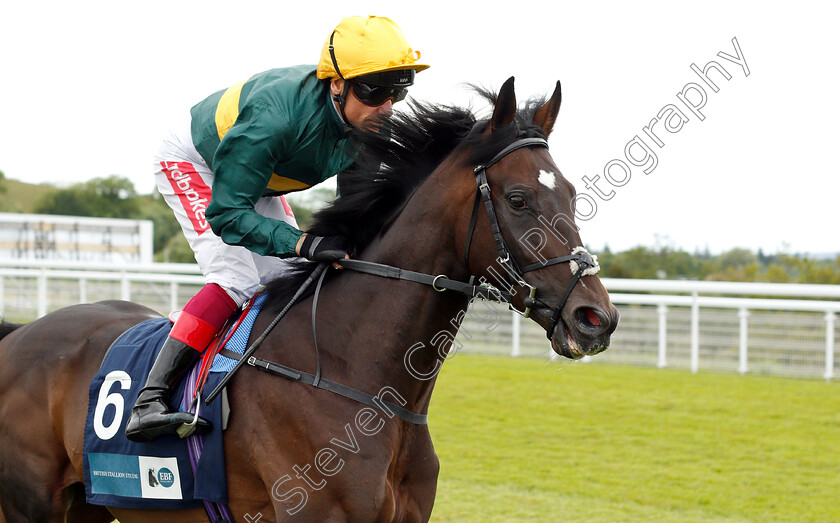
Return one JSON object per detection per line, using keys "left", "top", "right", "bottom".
{"left": 318, "top": 172, "right": 472, "bottom": 414}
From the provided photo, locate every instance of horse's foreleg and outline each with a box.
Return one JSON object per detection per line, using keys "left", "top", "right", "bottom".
{"left": 64, "top": 483, "right": 115, "bottom": 523}
{"left": 0, "top": 446, "right": 86, "bottom": 522}
{"left": 0, "top": 492, "right": 61, "bottom": 523}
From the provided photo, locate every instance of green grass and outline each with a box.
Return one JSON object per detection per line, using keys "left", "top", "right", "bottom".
{"left": 428, "top": 354, "right": 840, "bottom": 522}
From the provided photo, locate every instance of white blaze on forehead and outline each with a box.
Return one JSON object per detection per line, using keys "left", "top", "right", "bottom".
{"left": 538, "top": 169, "right": 556, "bottom": 189}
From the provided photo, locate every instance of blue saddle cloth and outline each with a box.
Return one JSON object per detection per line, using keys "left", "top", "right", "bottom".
{"left": 210, "top": 293, "right": 267, "bottom": 373}
{"left": 83, "top": 294, "right": 268, "bottom": 509}
{"left": 83, "top": 318, "right": 228, "bottom": 509}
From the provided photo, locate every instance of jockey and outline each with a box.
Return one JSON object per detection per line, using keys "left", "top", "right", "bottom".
{"left": 125, "top": 15, "right": 429, "bottom": 442}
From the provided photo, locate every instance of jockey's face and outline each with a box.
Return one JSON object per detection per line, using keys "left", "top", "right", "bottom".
{"left": 331, "top": 78, "right": 393, "bottom": 130}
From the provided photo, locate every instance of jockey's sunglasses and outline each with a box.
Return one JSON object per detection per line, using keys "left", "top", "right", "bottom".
{"left": 350, "top": 81, "right": 408, "bottom": 107}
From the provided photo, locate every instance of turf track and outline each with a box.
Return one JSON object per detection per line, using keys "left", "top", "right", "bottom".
{"left": 428, "top": 354, "right": 839, "bottom": 522}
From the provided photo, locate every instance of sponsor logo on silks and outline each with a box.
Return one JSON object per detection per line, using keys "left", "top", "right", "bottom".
{"left": 88, "top": 453, "right": 183, "bottom": 500}
{"left": 157, "top": 467, "right": 176, "bottom": 488}
{"left": 162, "top": 161, "right": 213, "bottom": 235}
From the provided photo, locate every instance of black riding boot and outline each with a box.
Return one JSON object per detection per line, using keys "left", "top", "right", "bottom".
{"left": 125, "top": 337, "right": 211, "bottom": 442}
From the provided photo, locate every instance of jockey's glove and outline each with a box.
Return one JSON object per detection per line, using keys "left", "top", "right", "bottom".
{"left": 300, "top": 234, "right": 350, "bottom": 262}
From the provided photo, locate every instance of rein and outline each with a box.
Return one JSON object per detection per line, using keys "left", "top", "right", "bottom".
{"left": 336, "top": 259, "right": 513, "bottom": 302}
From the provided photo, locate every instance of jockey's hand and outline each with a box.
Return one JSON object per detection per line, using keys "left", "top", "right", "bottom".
{"left": 298, "top": 234, "right": 350, "bottom": 264}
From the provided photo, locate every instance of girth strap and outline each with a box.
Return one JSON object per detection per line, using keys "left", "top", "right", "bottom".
{"left": 219, "top": 348, "right": 427, "bottom": 425}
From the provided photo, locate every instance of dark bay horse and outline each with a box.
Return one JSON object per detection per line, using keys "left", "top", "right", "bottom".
{"left": 0, "top": 78, "right": 618, "bottom": 522}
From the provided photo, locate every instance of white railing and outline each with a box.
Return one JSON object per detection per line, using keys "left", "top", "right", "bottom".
{"left": 0, "top": 261, "right": 204, "bottom": 320}
{"left": 607, "top": 293, "right": 839, "bottom": 379}
{"left": 603, "top": 278, "right": 840, "bottom": 380}
{"left": 1, "top": 262, "right": 838, "bottom": 380}
{"left": 0, "top": 258, "right": 201, "bottom": 274}
{"left": 457, "top": 279, "right": 839, "bottom": 381}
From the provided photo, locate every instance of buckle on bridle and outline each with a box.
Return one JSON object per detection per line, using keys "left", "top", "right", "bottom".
{"left": 476, "top": 282, "right": 507, "bottom": 303}
{"left": 509, "top": 282, "right": 537, "bottom": 318}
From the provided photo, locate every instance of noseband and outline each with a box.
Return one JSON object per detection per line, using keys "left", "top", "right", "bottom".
{"left": 463, "top": 137, "right": 600, "bottom": 339}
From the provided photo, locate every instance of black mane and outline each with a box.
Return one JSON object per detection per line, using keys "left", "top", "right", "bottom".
{"left": 264, "top": 86, "right": 549, "bottom": 310}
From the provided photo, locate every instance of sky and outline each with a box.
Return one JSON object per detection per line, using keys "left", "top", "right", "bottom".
{"left": 1, "top": 1, "right": 837, "bottom": 256}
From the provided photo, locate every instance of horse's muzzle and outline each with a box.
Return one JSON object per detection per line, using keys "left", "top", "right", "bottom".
{"left": 547, "top": 304, "right": 619, "bottom": 359}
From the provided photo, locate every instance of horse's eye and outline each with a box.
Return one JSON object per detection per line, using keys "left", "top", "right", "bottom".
{"left": 508, "top": 195, "right": 527, "bottom": 209}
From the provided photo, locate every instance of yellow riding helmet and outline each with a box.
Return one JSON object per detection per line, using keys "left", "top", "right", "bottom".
{"left": 316, "top": 16, "right": 430, "bottom": 82}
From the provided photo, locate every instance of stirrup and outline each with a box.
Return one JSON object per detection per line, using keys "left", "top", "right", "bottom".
{"left": 177, "top": 391, "right": 203, "bottom": 438}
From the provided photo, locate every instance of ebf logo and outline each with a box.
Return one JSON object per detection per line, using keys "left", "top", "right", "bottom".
{"left": 157, "top": 468, "right": 175, "bottom": 488}
{"left": 138, "top": 457, "right": 182, "bottom": 499}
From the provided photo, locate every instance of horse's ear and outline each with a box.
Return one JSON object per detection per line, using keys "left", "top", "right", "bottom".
{"left": 489, "top": 76, "right": 517, "bottom": 131}
{"left": 533, "top": 81, "right": 562, "bottom": 137}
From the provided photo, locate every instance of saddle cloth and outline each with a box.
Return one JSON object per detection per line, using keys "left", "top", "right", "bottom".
{"left": 82, "top": 294, "right": 267, "bottom": 509}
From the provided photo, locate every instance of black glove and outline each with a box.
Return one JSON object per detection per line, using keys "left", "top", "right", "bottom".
{"left": 300, "top": 234, "right": 349, "bottom": 262}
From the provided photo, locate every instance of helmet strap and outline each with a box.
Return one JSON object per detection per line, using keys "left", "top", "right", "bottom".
{"left": 332, "top": 82, "right": 354, "bottom": 130}
{"left": 328, "top": 31, "right": 344, "bottom": 80}
{"left": 328, "top": 30, "right": 354, "bottom": 129}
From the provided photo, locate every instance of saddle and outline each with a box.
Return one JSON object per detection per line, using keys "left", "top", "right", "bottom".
{"left": 82, "top": 293, "right": 267, "bottom": 512}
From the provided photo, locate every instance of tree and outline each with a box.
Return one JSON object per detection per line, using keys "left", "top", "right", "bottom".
{"left": 0, "top": 169, "right": 6, "bottom": 194}
{"left": 597, "top": 245, "right": 703, "bottom": 280}
{"left": 717, "top": 248, "right": 758, "bottom": 270}
{"left": 33, "top": 175, "right": 140, "bottom": 218}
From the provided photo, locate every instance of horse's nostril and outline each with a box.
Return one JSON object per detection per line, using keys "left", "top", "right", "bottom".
{"left": 583, "top": 307, "right": 600, "bottom": 327}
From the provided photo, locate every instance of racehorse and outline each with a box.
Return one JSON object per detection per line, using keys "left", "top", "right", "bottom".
{"left": 0, "top": 77, "right": 618, "bottom": 522}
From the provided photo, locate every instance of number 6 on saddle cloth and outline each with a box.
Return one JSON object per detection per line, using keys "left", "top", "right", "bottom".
{"left": 81, "top": 292, "right": 269, "bottom": 511}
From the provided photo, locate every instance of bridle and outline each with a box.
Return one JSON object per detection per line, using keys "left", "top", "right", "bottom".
{"left": 462, "top": 137, "right": 600, "bottom": 340}
{"left": 207, "top": 136, "right": 601, "bottom": 425}
{"left": 342, "top": 136, "right": 600, "bottom": 340}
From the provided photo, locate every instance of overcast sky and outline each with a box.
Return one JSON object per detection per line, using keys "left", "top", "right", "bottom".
{"left": 1, "top": 1, "right": 837, "bottom": 255}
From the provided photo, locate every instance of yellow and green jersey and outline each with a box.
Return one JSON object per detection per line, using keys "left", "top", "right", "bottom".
{"left": 192, "top": 65, "right": 353, "bottom": 256}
